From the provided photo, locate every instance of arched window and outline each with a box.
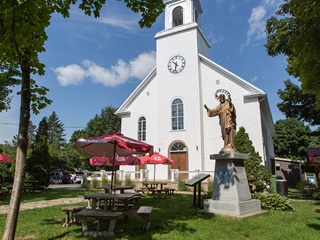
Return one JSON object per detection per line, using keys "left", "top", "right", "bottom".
{"left": 172, "top": 6, "right": 183, "bottom": 27}
{"left": 170, "top": 141, "right": 186, "bottom": 152}
{"left": 138, "top": 116, "right": 146, "bottom": 141}
{"left": 171, "top": 98, "right": 184, "bottom": 130}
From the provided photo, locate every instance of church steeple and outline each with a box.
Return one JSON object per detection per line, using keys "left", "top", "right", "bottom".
{"left": 164, "top": 0, "right": 203, "bottom": 30}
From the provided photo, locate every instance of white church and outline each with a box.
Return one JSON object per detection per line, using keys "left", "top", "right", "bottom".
{"left": 115, "top": 0, "right": 275, "bottom": 181}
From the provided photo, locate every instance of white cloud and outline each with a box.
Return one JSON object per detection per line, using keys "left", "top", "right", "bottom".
{"left": 53, "top": 64, "right": 87, "bottom": 86}
{"left": 53, "top": 51, "right": 156, "bottom": 87}
{"left": 129, "top": 52, "right": 157, "bottom": 79}
{"left": 245, "top": 0, "right": 281, "bottom": 46}
{"left": 251, "top": 76, "right": 258, "bottom": 83}
{"left": 97, "top": 16, "right": 139, "bottom": 30}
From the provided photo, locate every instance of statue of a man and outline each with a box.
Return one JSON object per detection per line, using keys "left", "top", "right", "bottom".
{"left": 204, "top": 89, "right": 237, "bottom": 153}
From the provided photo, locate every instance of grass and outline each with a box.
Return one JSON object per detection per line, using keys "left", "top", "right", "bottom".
{"left": 1, "top": 188, "right": 320, "bottom": 239}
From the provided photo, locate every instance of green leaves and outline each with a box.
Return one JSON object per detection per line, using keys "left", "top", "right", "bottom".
{"left": 252, "top": 193, "right": 294, "bottom": 211}
{"left": 265, "top": 0, "right": 320, "bottom": 108}
{"left": 236, "top": 127, "right": 271, "bottom": 193}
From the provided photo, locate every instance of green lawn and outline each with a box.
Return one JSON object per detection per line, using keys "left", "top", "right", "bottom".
{"left": 1, "top": 188, "right": 320, "bottom": 240}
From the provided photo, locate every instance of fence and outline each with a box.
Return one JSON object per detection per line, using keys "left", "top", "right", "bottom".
{"left": 89, "top": 169, "right": 214, "bottom": 182}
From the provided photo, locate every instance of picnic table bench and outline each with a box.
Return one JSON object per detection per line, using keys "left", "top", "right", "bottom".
{"left": 77, "top": 209, "right": 123, "bottom": 237}
{"left": 164, "top": 187, "right": 175, "bottom": 195}
{"left": 137, "top": 206, "right": 153, "bottom": 232}
{"left": 7, "top": 180, "right": 46, "bottom": 193}
{"left": 0, "top": 190, "right": 9, "bottom": 200}
{"left": 62, "top": 205, "right": 87, "bottom": 227}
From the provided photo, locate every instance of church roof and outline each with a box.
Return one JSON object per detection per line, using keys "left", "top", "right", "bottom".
{"left": 116, "top": 54, "right": 273, "bottom": 126}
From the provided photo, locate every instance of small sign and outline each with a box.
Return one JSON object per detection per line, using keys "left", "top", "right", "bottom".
{"left": 314, "top": 155, "right": 320, "bottom": 164}
{"left": 185, "top": 174, "right": 211, "bottom": 186}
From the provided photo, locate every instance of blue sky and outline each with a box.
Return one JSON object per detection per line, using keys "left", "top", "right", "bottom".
{"left": 0, "top": 0, "right": 294, "bottom": 143}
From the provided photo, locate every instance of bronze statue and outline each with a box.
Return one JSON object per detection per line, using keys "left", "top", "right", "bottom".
{"left": 204, "top": 89, "right": 237, "bottom": 153}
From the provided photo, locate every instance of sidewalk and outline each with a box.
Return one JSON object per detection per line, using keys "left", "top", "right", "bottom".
{"left": 0, "top": 197, "right": 86, "bottom": 215}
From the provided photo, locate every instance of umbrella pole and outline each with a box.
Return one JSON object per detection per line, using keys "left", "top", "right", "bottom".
{"left": 154, "top": 165, "right": 156, "bottom": 182}
{"left": 111, "top": 144, "right": 116, "bottom": 191}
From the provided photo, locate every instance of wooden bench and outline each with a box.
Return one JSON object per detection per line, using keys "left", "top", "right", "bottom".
{"left": 164, "top": 187, "right": 175, "bottom": 195}
{"left": 0, "top": 190, "right": 9, "bottom": 200}
{"left": 77, "top": 210, "right": 123, "bottom": 237}
{"left": 6, "top": 184, "right": 45, "bottom": 193}
{"left": 137, "top": 206, "right": 153, "bottom": 232}
{"left": 134, "top": 187, "right": 146, "bottom": 194}
{"left": 62, "top": 205, "right": 87, "bottom": 227}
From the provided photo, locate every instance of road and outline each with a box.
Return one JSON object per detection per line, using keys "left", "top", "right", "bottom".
{"left": 47, "top": 183, "right": 83, "bottom": 189}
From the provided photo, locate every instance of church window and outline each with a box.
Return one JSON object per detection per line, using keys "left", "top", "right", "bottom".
{"left": 170, "top": 142, "right": 186, "bottom": 152}
{"left": 138, "top": 116, "right": 146, "bottom": 141}
{"left": 171, "top": 98, "right": 184, "bottom": 130}
{"left": 172, "top": 6, "right": 183, "bottom": 27}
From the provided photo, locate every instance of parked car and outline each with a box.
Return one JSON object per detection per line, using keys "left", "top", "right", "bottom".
{"left": 73, "top": 171, "right": 84, "bottom": 184}
{"left": 50, "top": 170, "right": 72, "bottom": 184}
{"left": 61, "top": 171, "right": 72, "bottom": 184}
{"left": 86, "top": 172, "right": 102, "bottom": 181}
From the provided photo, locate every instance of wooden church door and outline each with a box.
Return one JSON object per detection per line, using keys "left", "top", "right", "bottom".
{"left": 170, "top": 141, "right": 188, "bottom": 180}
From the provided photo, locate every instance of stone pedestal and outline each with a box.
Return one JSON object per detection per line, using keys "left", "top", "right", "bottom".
{"left": 203, "top": 152, "right": 262, "bottom": 217}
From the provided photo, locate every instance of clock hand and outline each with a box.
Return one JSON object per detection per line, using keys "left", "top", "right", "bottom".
{"left": 173, "top": 61, "right": 178, "bottom": 70}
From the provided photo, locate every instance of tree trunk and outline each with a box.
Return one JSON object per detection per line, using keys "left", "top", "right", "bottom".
{"left": 3, "top": 59, "right": 31, "bottom": 240}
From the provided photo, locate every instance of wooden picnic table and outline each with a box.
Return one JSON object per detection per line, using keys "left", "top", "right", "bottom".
{"left": 80, "top": 193, "right": 152, "bottom": 237}
{"left": 23, "top": 180, "right": 46, "bottom": 192}
{"left": 142, "top": 181, "right": 168, "bottom": 196}
{"left": 142, "top": 181, "right": 167, "bottom": 191}
{"left": 97, "top": 185, "right": 134, "bottom": 194}
{"left": 7, "top": 180, "right": 46, "bottom": 193}
{"left": 84, "top": 192, "right": 136, "bottom": 220}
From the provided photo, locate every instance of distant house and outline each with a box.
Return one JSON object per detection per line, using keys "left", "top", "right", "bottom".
{"left": 116, "top": 0, "right": 275, "bottom": 181}
{"left": 272, "top": 157, "right": 303, "bottom": 187}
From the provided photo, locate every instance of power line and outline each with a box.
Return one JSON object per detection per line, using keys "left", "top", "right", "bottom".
{"left": 0, "top": 122, "right": 85, "bottom": 129}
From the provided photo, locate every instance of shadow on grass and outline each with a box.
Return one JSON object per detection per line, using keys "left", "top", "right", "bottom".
{"left": 307, "top": 223, "right": 320, "bottom": 231}
{"left": 42, "top": 194, "right": 215, "bottom": 240}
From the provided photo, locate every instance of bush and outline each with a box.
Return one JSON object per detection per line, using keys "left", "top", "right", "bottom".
{"left": 178, "top": 177, "right": 189, "bottom": 191}
{"left": 115, "top": 174, "right": 122, "bottom": 185}
{"left": 312, "top": 191, "right": 320, "bottom": 200}
{"left": 252, "top": 193, "right": 294, "bottom": 211}
{"left": 124, "top": 174, "right": 134, "bottom": 186}
{"left": 236, "top": 127, "right": 271, "bottom": 193}
{"left": 296, "top": 180, "right": 318, "bottom": 195}
{"left": 82, "top": 176, "right": 89, "bottom": 188}
{"left": 101, "top": 173, "right": 109, "bottom": 186}
{"left": 202, "top": 178, "right": 214, "bottom": 200}
{"left": 91, "top": 178, "right": 98, "bottom": 189}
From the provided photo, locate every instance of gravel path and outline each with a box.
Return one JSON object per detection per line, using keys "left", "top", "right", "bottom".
{"left": 0, "top": 197, "right": 86, "bottom": 215}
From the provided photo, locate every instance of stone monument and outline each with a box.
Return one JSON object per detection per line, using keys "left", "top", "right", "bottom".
{"left": 203, "top": 90, "right": 262, "bottom": 217}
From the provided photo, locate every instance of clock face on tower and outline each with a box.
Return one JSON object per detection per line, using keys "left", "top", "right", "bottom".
{"left": 167, "top": 55, "right": 186, "bottom": 74}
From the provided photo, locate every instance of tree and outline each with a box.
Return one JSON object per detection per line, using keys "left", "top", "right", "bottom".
{"left": 0, "top": 64, "right": 20, "bottom": 112}
{"left": 277, "top": 80, "right": 320, "bottom": 127}
{"left": 68, "top": 106, "right": 121, "bottom": 171}
{"left": 1, "top": 1, "right": 164, "bottom": 239}
{"left": 274, "top": 118, "right": 320, "bottom": 160}
{"left": 26, "top": 118, "right": 51, "bottom": 186}
{"left": 47, "top": 111, "right": 67, "bottom": 169}
{"left": 236, "top": 127, "right": 271, "bottom": 193}
{"left": 265, "top": 0, "right": 320, "bottom": 108}
{"left": 86, "top": 106, "right": 121, "bottom": 137}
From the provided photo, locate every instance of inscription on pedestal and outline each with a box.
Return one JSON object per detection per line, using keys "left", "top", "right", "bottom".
{"left": 204, "top": 153, "right": 262, "bottom": 217}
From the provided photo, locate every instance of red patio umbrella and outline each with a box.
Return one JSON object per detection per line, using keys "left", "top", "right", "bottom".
{"left": 140, "top": 152, "right": 174, "bottom": 182}
{"left": 89, "top": 154, "right": 141, "bottom": 166}
{"left": 75, "top": 132, "right": 153, "bottom": 189}
{"left": 0, "top": 153, "right": 13, "bottom": 163}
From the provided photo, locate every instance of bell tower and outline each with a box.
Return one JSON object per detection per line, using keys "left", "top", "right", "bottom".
{"left": 163, "top": 0, "right": 203, "bottom": 30}
{"left": 155, "top": 0, "right": 210, "bottom": 78}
